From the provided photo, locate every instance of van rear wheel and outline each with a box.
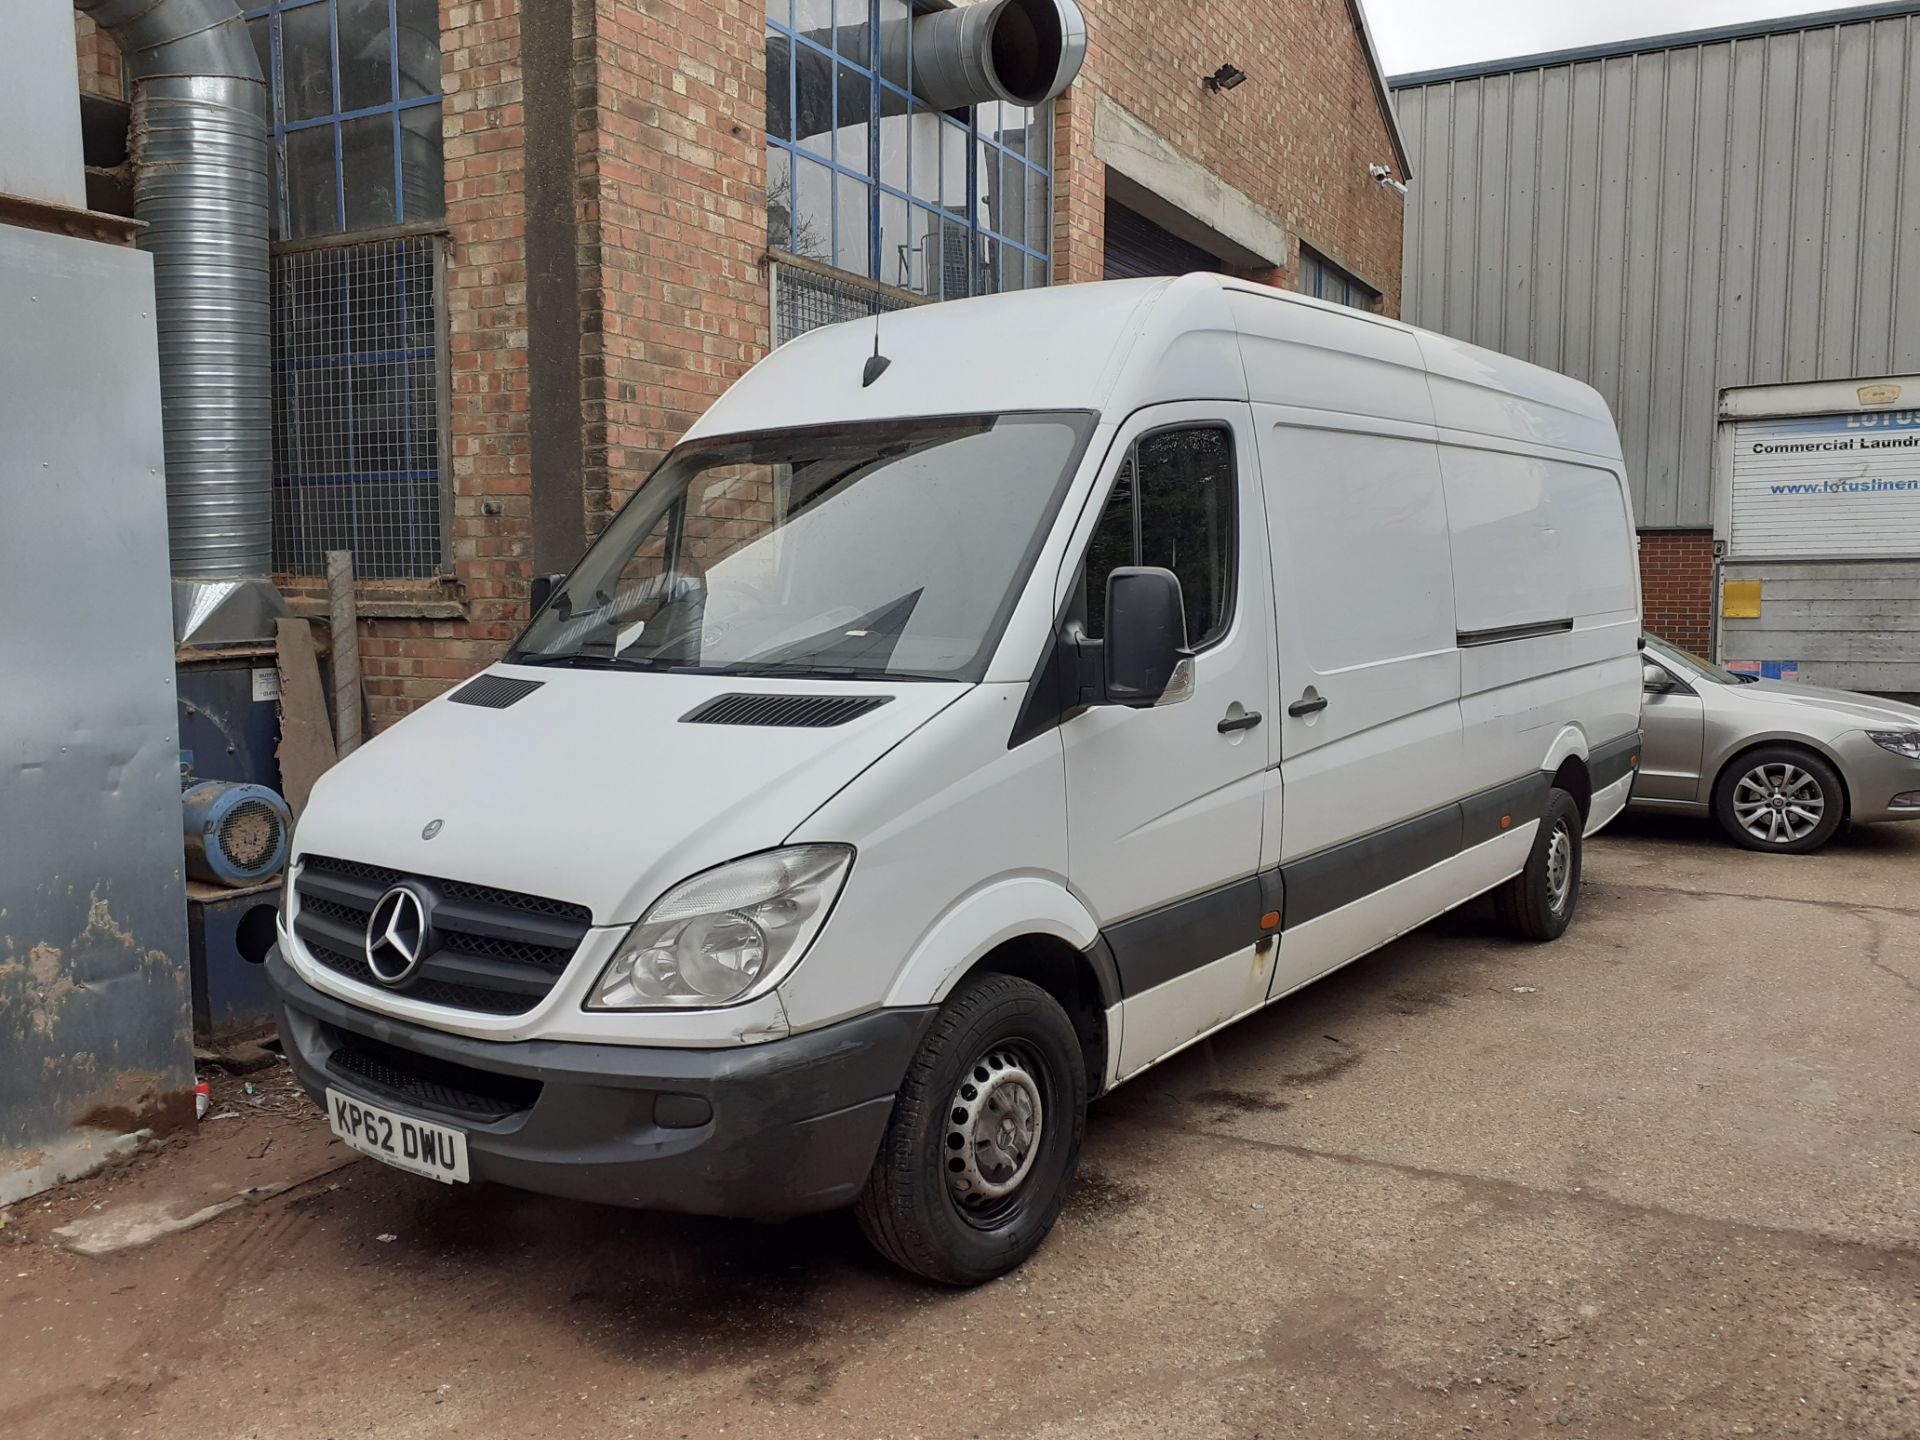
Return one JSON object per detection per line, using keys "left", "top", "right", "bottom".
{"left": 1494, "top": 789, "right": 1584, "bottom": 942}
{"left": 855, "top": 974, "right": 1086, "bottom": 1286}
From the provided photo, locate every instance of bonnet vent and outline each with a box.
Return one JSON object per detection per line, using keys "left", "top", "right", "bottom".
{"left": 682, "top": 694, "right": 893, "bottom": 728}
{"left": 449, "top": 675, "right": 546, "bottom": 710}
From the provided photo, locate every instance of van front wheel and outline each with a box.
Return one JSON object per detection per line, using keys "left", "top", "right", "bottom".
{"left": 855, "top": 974, "right": 1087, "bottom": 1286}
{"left": 1494, "top": 789, "right": 1584, "bottom": 942}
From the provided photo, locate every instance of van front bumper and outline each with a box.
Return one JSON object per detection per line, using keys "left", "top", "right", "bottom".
{"left": 268, "top": 948, "right": 932, "bottom": 1219}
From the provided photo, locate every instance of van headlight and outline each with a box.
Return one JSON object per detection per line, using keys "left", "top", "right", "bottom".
{"left": 588, "top": 846, "right": 853, "bottom": 1010}
{"left": 1867, "top": 731, "right": 1920, "bottom": 760}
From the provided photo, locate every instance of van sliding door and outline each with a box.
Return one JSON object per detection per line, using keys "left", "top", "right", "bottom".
{"left": 1253, "top": 417, "right": 1467, "bottom": 997}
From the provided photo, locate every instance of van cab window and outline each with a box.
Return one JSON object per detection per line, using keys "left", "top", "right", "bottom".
{"left": 510, "top": 413, "right": 1094, "bottom": 682}
{"left": 1084, "top": 425, "right": 1236, "bottom": 647}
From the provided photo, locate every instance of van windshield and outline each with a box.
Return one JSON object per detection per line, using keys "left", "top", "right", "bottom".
{"left": 508, "top": 413, "right": 1094, "bottom": 682}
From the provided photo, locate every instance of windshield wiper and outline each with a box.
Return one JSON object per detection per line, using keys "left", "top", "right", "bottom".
{"left": 505, "top": 651, "right": 605, "bottom": 669}
{"left": 713, "top": 659, "right": 950, "bottom": 683}
{"left": 508, "top": 651, "right": 697, "bottom": 673}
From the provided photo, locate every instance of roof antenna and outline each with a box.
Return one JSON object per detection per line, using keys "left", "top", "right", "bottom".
{"left": 862, "top": 301, "right": 891, "bottom": 388}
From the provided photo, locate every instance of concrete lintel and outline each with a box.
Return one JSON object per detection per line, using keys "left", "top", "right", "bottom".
{"left": 1093, "top": 97, "right": 1289, "bottom": 271}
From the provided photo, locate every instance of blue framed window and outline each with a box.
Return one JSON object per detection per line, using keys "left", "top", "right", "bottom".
{"left": 765, "top": 0, "right": 1053, "bottom": 299}
{"left": 245, "top": 0, "right": 444, "bottom": 240}
{"left": 246, "top": 2, "right": 449, "bottom": 578}
{"left": 1300, "top": 245, "right": 1379, "bottom": 312}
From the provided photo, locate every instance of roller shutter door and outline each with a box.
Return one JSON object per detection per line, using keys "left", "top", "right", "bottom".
{"left": 1103, "top": 198, "right": 1220, "bottom": 280}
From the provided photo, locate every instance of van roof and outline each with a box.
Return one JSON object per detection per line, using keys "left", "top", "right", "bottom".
{"left": 685, "top": 274, "right": 1621, "bottom": 463}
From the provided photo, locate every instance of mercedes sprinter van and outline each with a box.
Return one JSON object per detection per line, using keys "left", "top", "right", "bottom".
{"left": 270, "top": 274, "right": 1643, "bottom": 1284}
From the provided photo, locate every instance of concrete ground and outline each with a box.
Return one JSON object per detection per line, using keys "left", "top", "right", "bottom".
{"left": 2, "top": 814, "right": 1915, "bottom": 1439}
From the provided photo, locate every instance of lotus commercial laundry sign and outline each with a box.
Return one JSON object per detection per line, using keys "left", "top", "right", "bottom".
{"left": 1729, "top": 410, "right": 1920, "bottom": 560}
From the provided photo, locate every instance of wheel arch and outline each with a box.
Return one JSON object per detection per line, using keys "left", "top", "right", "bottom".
{"left": 1538, "top": 725, "right": 1594, "bottom": 821}
{"left": 882, "top": 877, "right": 1115, "bottom": 1091}
{"left": 949, "top": 933, "right": 1114, "bottom": 1099}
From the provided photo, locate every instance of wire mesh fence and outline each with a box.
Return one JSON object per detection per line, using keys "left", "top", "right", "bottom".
{"left": 772, "top": 254, "right": 927, "bottom": 348}
{"left": 270, "top": 233, "right": 446, "bottom": 578}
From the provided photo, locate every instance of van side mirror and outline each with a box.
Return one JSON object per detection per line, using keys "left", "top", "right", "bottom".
{"left": 1104, "top": 567, "right": 1193, "bottom": 708}
{"left": 529, "top": 573, "right": 566, "bottom": 613}
{"left": 1642, "top": 662, "right": 1675, "bottom": 693}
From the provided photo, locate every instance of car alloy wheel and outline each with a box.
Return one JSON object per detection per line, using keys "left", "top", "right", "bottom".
{"left": 1731, "top": 762, "right": 1826, "bottom": 846}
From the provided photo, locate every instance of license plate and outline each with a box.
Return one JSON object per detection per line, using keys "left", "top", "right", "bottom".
{"left": 326, "top": 1088, "right": 470, "bottom": 1184}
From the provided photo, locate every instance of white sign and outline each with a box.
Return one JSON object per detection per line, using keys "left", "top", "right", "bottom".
{"left": 1729, "top": 410, "right": 1920, "bottom": 559}
{"left": 251, "top": 666, "right": 282, "bottom": 702}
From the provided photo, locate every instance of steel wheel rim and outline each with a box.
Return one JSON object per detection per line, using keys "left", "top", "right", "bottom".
{"left": 1732, "top": 763, "right": 1826, "bottom": 845}
{"left": 1545, "top": 819, "right": 1575, "bottom": 913}
{"left": 945, "top": 1042, "right": 1048, "bottom": 1228}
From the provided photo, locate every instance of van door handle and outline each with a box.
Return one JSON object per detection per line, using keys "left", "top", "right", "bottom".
{"left": 1217, "top": 710, "right": 1263, "bottom": 734}
{"left": 1287, "top": 696, "right": 1329, "bottom": 718}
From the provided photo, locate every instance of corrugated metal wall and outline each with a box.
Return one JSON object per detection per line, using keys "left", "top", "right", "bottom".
{"left": 1395, "top": 9, "right": 1920, "bottom": 529}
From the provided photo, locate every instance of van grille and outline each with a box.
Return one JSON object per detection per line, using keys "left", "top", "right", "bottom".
{"left": 292, "top": 855, "right": 592, "bottom": 1016}
{"left": 326, "top": 1031, "right": 541, "bottom": 1121}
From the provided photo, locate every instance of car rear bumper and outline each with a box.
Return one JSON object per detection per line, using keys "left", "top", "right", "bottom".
{"left": 268, "top": 948, "right": 931, "bottom": 1219}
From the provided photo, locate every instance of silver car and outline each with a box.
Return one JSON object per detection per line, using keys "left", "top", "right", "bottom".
{"left": 1635, "top": 635, "right": 1920, "bottom": 853}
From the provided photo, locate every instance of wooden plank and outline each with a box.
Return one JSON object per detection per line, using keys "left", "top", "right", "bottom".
{"left": 326, "top": 551, "right": 363, "bottom": 758}
{"left": 275, "top": 618, "right": 336, "bottom": 817}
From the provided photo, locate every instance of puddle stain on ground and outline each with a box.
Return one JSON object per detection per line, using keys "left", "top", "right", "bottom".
{"left": 1384, "top": 979, "right": 1464, "bottom": 1016}
{"left": 1190, "top": 1087, "right": 1293, "bottom": 1119}
{"left": 1278, "top": 1044, "right": 1367, "bottom": 1089}
{"left": 746, "top": 1354, "right": 842, "bottom": 1406}
{"left": 1064, "top": 1166, "right": 1142, "bottom": 1219}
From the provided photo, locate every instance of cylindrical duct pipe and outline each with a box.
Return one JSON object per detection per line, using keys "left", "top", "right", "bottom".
{"left": 906, "top": 0, "right": 1087, "bottom": 111}
{"left": 76, "top": 0, "right": 274, "bottom": 625}
{"left": 775, "top": 2, "right": 1086, "bottom": 151}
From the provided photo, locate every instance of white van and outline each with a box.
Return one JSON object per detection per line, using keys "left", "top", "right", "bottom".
{"left": 269, "top": 275, "right": 1642, "bottom": 1284}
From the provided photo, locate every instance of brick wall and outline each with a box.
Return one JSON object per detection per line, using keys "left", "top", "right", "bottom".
{"left": 1054, "top": 0, "right": 1406, "bottom": 313}
{"left": 1640, "top": 530, "right": 1715, "bottom": 655}
{"left": 75, "top": 13, "right": 123, "bottom": 99}
{"left": 351, "top": 0, "right": 536, "bottom": 727}
{"left": 328, "top": 0, "right": 771, "bottom": 729}
{"left": 324, "top": 0, "right": 1402, "bottom": 728}
{"left": 586, "top": 0, "right": 771, "bottom": 524}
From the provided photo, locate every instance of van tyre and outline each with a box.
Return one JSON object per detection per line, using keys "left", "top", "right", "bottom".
{"left": 855, "top": 974, "right": 1087, "bottom": 1286}
{"left": 1712, "top": 745, "right": 1845, "bottom": 854}
{"left": 1495, "top": 789, "right": 1583, "bottom": 942}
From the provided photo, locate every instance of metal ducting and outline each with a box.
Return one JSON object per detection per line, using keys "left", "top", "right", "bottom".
{"left": 774, "top": 2, "right": 1086, "bottom": 151}
{"left": 901, "top": 0, "right": 1088, "bottom": 111}
{"left": 76, "top": 0, "right": 281, "bottom": 646}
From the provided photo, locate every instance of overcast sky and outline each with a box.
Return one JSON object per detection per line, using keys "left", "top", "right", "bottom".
{"left": 1366, "top": 0, "right": 1876, "bottom": 76}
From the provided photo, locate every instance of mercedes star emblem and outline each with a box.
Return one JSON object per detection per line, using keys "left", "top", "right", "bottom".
{"left": 421, "top": 819, "right": 444, "bottom": 840}
{"left": 364, "top": 884, "right": 434, "bottom": 985}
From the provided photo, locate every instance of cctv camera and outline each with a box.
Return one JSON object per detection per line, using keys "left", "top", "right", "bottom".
{"left": 1368, "top": 163, "right": 1408, "bottom": 197}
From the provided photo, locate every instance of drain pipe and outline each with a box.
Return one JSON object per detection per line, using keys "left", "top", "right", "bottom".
{"left": 76, "top": 0, "right": 281, "bottom": 646}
